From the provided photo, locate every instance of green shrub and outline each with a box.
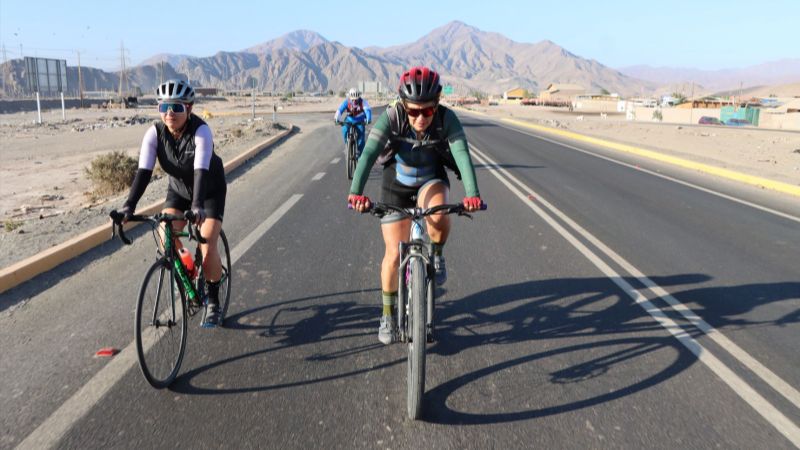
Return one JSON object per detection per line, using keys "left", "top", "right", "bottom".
{"left": 4, "top": 219, "right": 23, "bottom": 232}
{"left": 84, "top": 151, "right": 138, "bottom": 196}
{"left": 652, "top": 109, "right": 663, "bottom": 121}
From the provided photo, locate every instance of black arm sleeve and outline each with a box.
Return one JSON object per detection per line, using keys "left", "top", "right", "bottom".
{"left": 191, "top": 169, "right": 208, "bottom": 209}
{"left": 123, "top": 168, "right": 152, "bottom": 211}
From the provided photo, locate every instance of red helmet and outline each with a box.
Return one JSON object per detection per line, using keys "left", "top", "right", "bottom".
{"left": 398, "top": 66, "right": 442, "bottom": 102}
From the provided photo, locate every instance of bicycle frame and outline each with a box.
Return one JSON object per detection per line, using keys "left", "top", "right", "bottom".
{"left": 110, "top": 212, "right": 206, "bottom": 316}
{"left": 162, "top": 225, "right": 198, "bottom": 304}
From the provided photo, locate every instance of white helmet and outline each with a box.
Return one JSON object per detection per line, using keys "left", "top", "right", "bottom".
{"left": 348, "top": 88, "right": 361, "bottom": 99}
{"left": 156, "top": 79, "right": 195, "bottom": 103}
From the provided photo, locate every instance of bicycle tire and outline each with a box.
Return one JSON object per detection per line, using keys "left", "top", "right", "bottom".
{"left": 347, "top": 134, "right": 356, "bottom": 180}
{"left": 218, "top": 229, "right": 232, "bottom": 325}
{"left": 135, "top": 258, "right": 188, "bottom": 388}
{"left": 407, "top": 258, "right": 427, "bottom": 419}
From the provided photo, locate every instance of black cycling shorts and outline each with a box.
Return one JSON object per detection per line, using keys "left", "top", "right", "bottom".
{"left": 380, "top": 164, "right": 449, "bottom": 224}
{"left": 165, "top": 184, "right": 227, "bottom": 221}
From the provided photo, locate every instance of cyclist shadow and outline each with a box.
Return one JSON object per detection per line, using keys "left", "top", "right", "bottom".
{"left": 170, "top": 288, "right": 395, "bottom": 395}
{"left": 420, "top": 273, "right": 723, "bottom": 424}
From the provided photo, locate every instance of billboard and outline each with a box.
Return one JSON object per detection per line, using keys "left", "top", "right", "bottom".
{"left": 25, "top": 57, "right": 68, "bottom": 95}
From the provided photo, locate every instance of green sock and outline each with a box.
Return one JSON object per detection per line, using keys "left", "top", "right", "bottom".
{"left": 382, "top": 291, "right": 397, "bottom": 316}
{"left": 432, "top": 242, "right": 445, "bottom": 256}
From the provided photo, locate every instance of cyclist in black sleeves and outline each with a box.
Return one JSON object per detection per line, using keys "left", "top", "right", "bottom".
{"left": 120, "top": 79, "right": 227, "bottom": 327}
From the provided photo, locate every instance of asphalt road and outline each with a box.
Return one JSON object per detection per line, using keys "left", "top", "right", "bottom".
{"left": 2, "top": 111, "right": 799, "bottom": 449}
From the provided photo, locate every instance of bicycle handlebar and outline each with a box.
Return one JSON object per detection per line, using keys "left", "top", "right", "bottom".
{"left": 109, "top": 210, "right": 207, "bottom": 246}
{"left": 336, "top": 115, "right": 368, "bottom": 126}
{"left": 351, "top": 201, "right": 487, "bottom": 220}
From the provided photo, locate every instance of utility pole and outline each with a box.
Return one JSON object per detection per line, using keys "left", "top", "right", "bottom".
{"left": 118, "top": 41, "right": 127, "bottom": 99}
{"left": 77, "top": 51, "right": 84, "bottom": 107}
{"left": 1, "top": 44, "right": 7, "bottom": 96}
{"left": 738, "top": 81, "right": 743, "bottom": 109}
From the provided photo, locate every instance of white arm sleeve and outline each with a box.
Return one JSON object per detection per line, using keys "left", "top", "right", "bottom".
{"left": 138, "top": 125, "right": 158, "bottom": 170}
{"left": 193, "top": 124, "right": 214, "bottom": 170}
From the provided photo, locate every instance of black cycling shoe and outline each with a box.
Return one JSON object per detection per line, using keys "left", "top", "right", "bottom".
{"left": 202, "top": 302, "right": 221, "bottom": 328}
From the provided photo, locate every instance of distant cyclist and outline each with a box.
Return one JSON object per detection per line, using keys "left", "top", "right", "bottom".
{"left": 334, "top": 88, "right": 372, "bottom": 159}
{"left": 347, "top": 66, "right": 483, "bottom": 344}
{"left": 119, "top": 79, "right": 227, "bottom": 328}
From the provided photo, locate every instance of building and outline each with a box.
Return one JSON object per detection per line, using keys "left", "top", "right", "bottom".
{"left": 539, "top": 83, "right": 585, "bottom": 102}
{"left": 194, "top": 87, "right": 219, "bottom": 96}
{"left": 572, "top": 93, "right": 623, "bottom": 112}
{"left": 503, "top": 88, "right": 528, "bottom": 100}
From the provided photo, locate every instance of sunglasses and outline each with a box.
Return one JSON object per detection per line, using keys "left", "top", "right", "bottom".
{"left": 158, "top": 102, "right": 187, "bottom": 114}
{"left": 405, "top": 104, "right": 437, "bottom": 118}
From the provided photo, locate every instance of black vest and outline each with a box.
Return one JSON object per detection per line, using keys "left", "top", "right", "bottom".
{"left": 376, "top": 103, "right": 462, "bottom": 179}
{"left": 154, "top": 114, "right": 225, "bottom": 199}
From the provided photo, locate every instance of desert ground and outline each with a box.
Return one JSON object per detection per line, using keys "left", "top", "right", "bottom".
{"left": 1, "top": 97, "right": 798, "bottom": 270}
{"left": 0, "top": 96, "right": 342, "bottom": 268}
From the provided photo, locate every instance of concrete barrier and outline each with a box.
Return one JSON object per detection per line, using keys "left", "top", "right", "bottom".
{"left": 0, "top": 124, "right": 294, "bottom": 295}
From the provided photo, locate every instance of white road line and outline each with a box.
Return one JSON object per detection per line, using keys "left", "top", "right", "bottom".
{"left": 469, "top": 145, "right": 800, "bottom": 447}
{"left": 17, "top": 194, "right": 304, "bottom": 450}
{"left": 330, "top": 157, "right": 341, "bottom": 164}
{"left": 312, "top": 172, "right": 326, "bottom": 181}
{"left": 495, "top": 119, "right": 800, "bottom": 224}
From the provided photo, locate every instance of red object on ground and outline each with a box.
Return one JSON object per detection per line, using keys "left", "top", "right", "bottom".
{"left": 94, "top": 347, "right": 119, "bottom": 358}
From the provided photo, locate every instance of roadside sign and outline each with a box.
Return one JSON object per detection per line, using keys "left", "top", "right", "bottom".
{"left": 443, "top": 85, "right": 454, "bottom": 95}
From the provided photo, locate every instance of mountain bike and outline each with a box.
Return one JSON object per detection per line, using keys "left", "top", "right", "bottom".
{"left": 338, "top": 116, "right": 364, "bottom": 180}
{"left": 109, "top": 210, "right": 231, "bottom": 388}
{"left": 363, "top": 201, "right": 486, "bottom": 419}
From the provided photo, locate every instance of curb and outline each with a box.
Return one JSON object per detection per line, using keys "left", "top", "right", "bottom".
{"left": 0, "top": 124, "right": 295, "bottom": 295}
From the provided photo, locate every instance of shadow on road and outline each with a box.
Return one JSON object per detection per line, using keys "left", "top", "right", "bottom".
{"left": 165, "top": 272, "right": 798, "bottom": 426}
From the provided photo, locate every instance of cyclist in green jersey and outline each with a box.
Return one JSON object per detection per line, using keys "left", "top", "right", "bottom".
{"left": 347, "top": 66, "right": 483, "bottom": 344}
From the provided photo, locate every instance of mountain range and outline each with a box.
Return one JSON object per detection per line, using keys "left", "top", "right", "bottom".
{"left": 2, "top": 21, "right": 798, "bottom": 98}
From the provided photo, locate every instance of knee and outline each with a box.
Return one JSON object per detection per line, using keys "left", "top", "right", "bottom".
{"left": 427, "top": 214, "right": 449, "bottom": 229}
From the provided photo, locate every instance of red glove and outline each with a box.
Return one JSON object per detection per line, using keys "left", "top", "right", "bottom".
{"left": 463, "top": 196, "right": 482, "bottom": 212}
{"left": 348, "top": 194, "right": 371, "bottom": 212}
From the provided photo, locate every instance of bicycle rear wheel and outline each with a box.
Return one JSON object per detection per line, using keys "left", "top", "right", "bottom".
{"left": 135, "top": 258, "right": 188, "bottom": 388}
{"left": 347, "top": 136, "right": 356, "bottom": 180}
{"left": 407, "top": 258, "right": 427, "bottom": 419}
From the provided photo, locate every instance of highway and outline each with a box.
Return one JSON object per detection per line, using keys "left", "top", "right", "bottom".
{"left": 2, "top": 111, "right": 799, "bottom": 449}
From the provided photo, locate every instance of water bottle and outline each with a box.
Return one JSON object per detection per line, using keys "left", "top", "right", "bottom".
{"left": 178, "top": 247, "right": 195, "bottom": 278}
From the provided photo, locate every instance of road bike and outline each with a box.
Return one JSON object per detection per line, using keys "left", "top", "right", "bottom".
{"left": 363, "top": 201, "right": 486, "bottom": 419}
{"left": 109, "top": 210, "right": 231, "bottom": 388}
{"left": 338, "top": 116, "right": 364, "bottom": 180}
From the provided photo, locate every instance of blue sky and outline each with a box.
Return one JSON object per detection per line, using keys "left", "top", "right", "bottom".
{"left": 1, "top": 0, "right": 797, "bottom": 71}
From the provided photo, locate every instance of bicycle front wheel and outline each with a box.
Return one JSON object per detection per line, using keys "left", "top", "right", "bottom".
{"left": 135, "top": 258, "right": 188, "bottom": 389}
{"left": 217, "top": 229, "right": 232, "bottom": 325}
{"left": 407, "top": 258, "right": 427, "bottom": 419}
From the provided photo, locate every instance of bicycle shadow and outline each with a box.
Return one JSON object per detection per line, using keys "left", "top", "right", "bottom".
{"left": 169, "top": 287, "right": 398, "bottom": 395}
{"left": 168, "top": 272, "right": 798, "bottom": 422}
{"left": 421, "top": 273, "right": 799, "bottom": 424}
